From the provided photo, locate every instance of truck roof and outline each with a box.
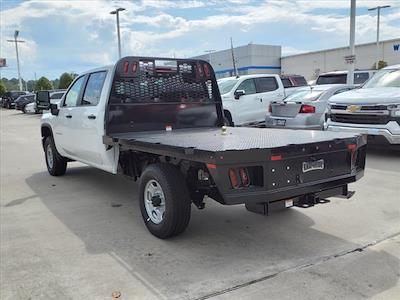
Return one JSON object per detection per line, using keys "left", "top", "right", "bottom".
{"left": 218, "top": 74, "right": 279, "bottom": 81}
{"left": 383, "top": 64, "right": 400, "bottom": 70}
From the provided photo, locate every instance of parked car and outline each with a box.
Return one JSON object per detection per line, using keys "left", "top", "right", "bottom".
{"left": 326, "top": 64, "right": 400, "bottom": 144}
{"left": 24, "top": 102, "right": 37, "bottom": 114}
{"left": 266, "top": 84, "right": 355, "bottom": 130}
{"left": 38, "top": 56, "right": 366, "bottom": 238}
{"left": 280, "top": 74, "right": 308, "bottom": 96}
{"left": 316, "top": 70, "right": 375, "bottom": 86}
{"left": 1, "top": 91, "right": 28, "bottom": 108}
{"left": 218, "top": 74, "right": 297, "bottom": 126}
{"left": 15, "top": 94, "right": 36, "bottom": 112}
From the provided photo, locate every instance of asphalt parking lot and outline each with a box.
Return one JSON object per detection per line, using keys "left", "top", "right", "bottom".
{"left": 1, "top": 108, "right": 399, "bottom": 300}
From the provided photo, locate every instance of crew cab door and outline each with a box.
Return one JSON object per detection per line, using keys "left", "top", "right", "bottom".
{"left": 69, "top": 71, "right": 108, "bottom": 166}
{"left": 233, "top": 78, "right": 258, "bottom": 125}
{"left": 254, "top": 77, "right": 283, "bottom": 117}
{"left": 55, "top": 76, "right": 86, "bottom": 157}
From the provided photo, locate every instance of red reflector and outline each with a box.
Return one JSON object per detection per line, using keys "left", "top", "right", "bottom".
{"left": 132, "top": 62, "right": 137, "bottom": 73}
{"left": 347, "top": 144, "right": 357, "bottom": 151}
{"left": 239, "top": 168, "right": 250, "bottom": 187}
{"left": 229, "top": 168, "right": 240, "bottom": 189}
{"left": 206, "top": 163, "right": 217, "bottom": 169}
{"left": 271, "top": 155, "right": 282, "bottom": 161}
{"left": 123, "top": 61, "right": 129, "bottom": 74}
{"left": 203, "top": 63, "right": 211, "bottom": 77}
{"left": 299, "top": 104, "right": 316, "bottom": 113}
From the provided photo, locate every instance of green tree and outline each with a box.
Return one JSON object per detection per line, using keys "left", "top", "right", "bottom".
{"left": 0, "top": 80, "right": 6, "bottom": 96}
{"left": 35, "top": 76, "right": 53, "bottom": 91}
{"left": 58, "top": 73, "right": 74, "bottom": 89}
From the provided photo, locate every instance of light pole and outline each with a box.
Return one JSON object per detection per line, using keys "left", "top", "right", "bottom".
{"left": 7, "top": 30, "right": 25, "bottom": 91}
{"left": 204, "top": 50, "right": 215, "bottom": 66}
{"left": 368, "top": 5, "right": 391, "bottom": 69}
{"left": 110, "top": 7, "right": 126, "bottom": 59}
{"left": 347, "top": 0, "right": 356, "bottom": 85}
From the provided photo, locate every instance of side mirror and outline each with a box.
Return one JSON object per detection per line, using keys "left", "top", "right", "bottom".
{"left": 50, "top": 103, "right": 59, "bottom": 116}
{"left": 36, "top": 91, "right": 50, "bottom": 110}
{"left": 234, "top": 89, "right": 246, "bottom": 99}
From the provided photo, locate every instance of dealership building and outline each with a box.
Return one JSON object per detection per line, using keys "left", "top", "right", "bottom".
{"left": 193, "top": 38, "right": 400, "bottom": 80}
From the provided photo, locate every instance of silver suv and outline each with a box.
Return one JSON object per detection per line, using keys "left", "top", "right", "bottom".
{"left": 326, "top": 65, "right": 400, "bottom": 144}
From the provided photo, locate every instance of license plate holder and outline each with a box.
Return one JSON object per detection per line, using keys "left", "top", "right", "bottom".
{"left": 273, "top": 119, "right": 286, "bottom": 126}
{"left": 302, "top": 159, "right": 325, "bottom": 173}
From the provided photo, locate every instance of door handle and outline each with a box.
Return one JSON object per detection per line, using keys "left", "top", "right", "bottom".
{"left": 66, "top": 115, "right": 72, "bottom": 119}
{"left": 87, "top": 115, "right": 96, "bottom": 120}
{"left": 259, "top": 98, "right": 263, "bottom": 102}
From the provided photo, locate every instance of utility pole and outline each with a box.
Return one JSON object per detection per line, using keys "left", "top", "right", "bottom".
{"left": 368, "top": 5, "right": 391, "bottom": 69}
{"left": 7, "top": 30, "right": 25, "bottom": 91}
{"left": 204, "top": 50, "right": 215, "bottom": 66}
{"left": 230, "top": 37, "right": 238, "bottom": 77}
{"left": 347, "top": 0, "right": 356, "bottom": 85}
{"left": 110, "top": 7, "right": 126, "bottom": 59}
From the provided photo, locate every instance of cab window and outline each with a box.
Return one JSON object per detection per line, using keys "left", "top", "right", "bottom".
{"left": 255, "top": 77, "right": 278, "bottom": 92}
{"left": 236, "top": 79, "right": 256, "bottom": 95}
{"left": 64, "top": 76, "right": 85, "bottom": 107}
{"left": 81, "top": 71, "right": 107, "bottom": 106}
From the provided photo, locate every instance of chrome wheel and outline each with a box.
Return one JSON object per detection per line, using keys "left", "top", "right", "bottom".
{"left": 46, "top": 144, "right": 54, "bottom": 169}
{"left": 144, "top": 179, "right": 166, "bottom": 224}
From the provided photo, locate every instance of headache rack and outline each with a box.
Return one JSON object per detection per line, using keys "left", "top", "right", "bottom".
{"left": 105, "top": 56, "right": 224, "bottom": 135}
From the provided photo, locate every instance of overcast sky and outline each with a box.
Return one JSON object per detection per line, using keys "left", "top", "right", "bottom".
{"left": 1, "top": 0, "right": 399, "bottom": 80}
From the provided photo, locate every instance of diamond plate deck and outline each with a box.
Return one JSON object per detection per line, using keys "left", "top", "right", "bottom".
{"left": 110, "top": 127, "right": 360, "bottom": 152}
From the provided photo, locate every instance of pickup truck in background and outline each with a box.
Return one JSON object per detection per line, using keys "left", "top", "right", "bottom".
{"left": 326, "top": 64, "right": 400, "bottom": 145}
{"left": 39, "top": 56, "right": 366, "bottom": 239}
{"left": 316, "top": 70, "right": 376, "bottom": 86}
{"left": 217, "top": 74, "right": 306, "bottom": 126}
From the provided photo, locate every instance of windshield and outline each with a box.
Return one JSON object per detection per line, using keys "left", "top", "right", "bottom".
{"left": 363, "top": 69, "right": 400, "bottom": 88}
{"left": 217, "top": 79, "right": 239, "bottom": 94}
{"left": 284, "top": 89, "right": 324, "bottom": 102}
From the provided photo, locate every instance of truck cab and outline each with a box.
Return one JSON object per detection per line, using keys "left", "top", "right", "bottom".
{"left": 217, "top": 74, "right": 285, "bottom": 126}
{"left": 326, "top": 64, "right": 400, "bottom": 144}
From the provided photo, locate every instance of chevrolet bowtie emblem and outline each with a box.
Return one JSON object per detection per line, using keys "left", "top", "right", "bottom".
{"left": 347, "top": 105, "right": 360, "bottom": 113}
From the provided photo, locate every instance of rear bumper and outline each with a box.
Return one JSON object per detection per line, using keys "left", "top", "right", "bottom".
{"left": 327, "top": 122, "right": 400, "bottom": 144}
{"left": 265, "top": 114, "right": 323, "bottom": 130}
{"left": 221, "top": 170, "right": 363, "bottom": 205}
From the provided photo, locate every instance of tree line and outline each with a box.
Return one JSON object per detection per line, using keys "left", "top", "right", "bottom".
{"left": 0, "top": 72, "right": 78, "bottom": 96}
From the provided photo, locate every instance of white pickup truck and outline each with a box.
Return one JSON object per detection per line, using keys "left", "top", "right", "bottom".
{"left": 217, "top": 74, "right": 306, "bottom": 126}
{"left": 38, "top": 56, "right": 366, "bottom": 239}
{"left": 326, "top": 64, "right": 400, "bottom": 144}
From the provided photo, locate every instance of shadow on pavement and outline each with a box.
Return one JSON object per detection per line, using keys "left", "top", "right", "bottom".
{"left": 25, "top": 165, "right": 399, "bottom": 299}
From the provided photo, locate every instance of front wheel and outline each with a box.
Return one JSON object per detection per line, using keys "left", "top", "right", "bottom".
{"left": 44, "top": 136, "right": 67, "bottom": 176}
{"left": 139, "top": 164, "right": 191, "bottom": 239}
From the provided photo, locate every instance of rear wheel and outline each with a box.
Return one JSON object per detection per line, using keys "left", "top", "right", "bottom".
{"left": 44, "top": 136, "right": 67, "bottom": 176}
{"left": 139, "top": 164, "right": 191, "bottom": 239}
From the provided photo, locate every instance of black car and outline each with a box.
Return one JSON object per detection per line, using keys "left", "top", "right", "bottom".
{"left": 2, "top": 91, "right": 28, "bottom": 108}
{"left": 15, "top": 94, "right": 36, "bottom": 112}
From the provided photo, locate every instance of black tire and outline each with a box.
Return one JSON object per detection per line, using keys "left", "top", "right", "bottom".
{"left": 139, "top": 163, "right": 191, "bottom": 239}
{"left": 22, "top": 105, "right": 27, "bottom": 113}
{"left": 44, "top": 136, "right": 67, "bottom": 176}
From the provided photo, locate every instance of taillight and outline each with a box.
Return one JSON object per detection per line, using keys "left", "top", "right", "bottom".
{"left": 229, "top": 168, "right": 240, "bottom": 189}
{"left": 268, "top": 103, "right": 272, "bottom": 113}
{"left": 239, "top": 168, "right": 250, "bottom": 187}
{"left": 299, "top": 104, "right": 315, "bottom": 113}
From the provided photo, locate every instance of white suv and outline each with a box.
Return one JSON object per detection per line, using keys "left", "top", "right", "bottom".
{"left": 326, "top": 65, "right": 400, "bottom": 144}
{"left": 217, "top": 74, "right": 285, "bottom": 126}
